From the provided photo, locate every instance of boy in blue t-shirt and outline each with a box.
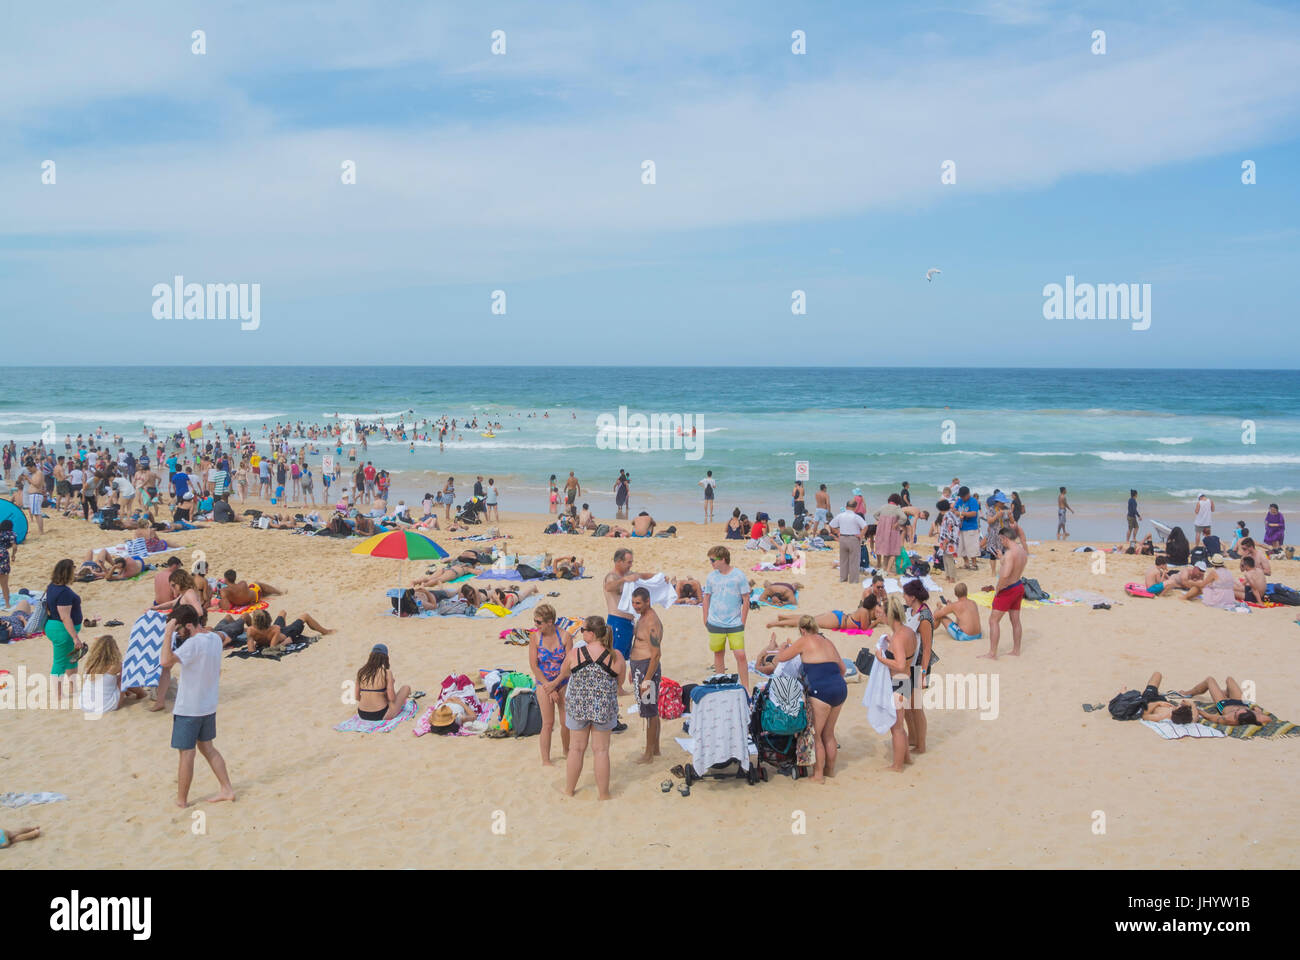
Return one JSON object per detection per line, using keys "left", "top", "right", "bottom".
{"left": 703, "top": 545, "right": 750, "bottom": 690}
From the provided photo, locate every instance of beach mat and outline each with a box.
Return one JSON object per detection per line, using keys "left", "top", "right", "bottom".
{"left": 1140, "top": 719, "right": 1226, "bottom": 740}
{"left": 334, "top": 697, "right": 418, "bottom": 734}
{"left": 1189, "top": 701, "right": 1299, "bottom": 739}
{"left": 121, "top": 610, "right": 168, "bottom": 689}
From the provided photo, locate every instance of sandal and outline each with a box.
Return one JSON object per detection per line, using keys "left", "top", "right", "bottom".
{"left": 105, "top": 619, "right": 124, "bottom": 627}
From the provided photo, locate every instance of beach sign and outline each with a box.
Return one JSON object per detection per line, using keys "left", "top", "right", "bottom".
{"left": 322, "top": 455, "right": 334, "bottom": 474}
{"left": 795, "top": 460, "right": 809, "bottom": 481}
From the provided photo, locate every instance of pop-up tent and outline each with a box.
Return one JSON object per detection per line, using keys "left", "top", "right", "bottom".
{"left": 0, "top": 498, "right": 29, "bottom": 543}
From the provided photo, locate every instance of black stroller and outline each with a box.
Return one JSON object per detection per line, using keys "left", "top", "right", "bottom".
{"left": 748, "top": 675, "right": 812, "bottom": 781}
{"left": 455, "top": 496, "right": 487, "bottom": 524}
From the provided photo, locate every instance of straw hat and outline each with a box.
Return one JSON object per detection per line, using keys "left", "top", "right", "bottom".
{"left": 1209, "top": 554, "right": 1226, "bottom": 567}
{"left": 429, "top": 704, "right": 459, "bottom": 734}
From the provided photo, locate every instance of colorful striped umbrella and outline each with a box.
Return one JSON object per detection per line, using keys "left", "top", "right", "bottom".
{"left": 351, "top": 530, "right": 448, "bottom": 560}
{"left": 351, "top": 530, "right": 449, "bottom": 610}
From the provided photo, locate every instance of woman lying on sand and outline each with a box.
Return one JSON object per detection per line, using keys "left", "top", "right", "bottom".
{"left": 767, "top": 597, "right": 872, "bottom": 631}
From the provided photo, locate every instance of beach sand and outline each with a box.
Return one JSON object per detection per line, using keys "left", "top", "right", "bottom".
{"left": 3, "top": 500, "right": 1297, "bottom": 869}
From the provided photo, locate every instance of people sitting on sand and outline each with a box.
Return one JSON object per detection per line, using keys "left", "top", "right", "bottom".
{"left": 353, "top": 643, "right": 412, "bottom": 722}
{"left": 931, "top": 582, "right": 983, "bottom": 641}
{"left": 153, "top": 556, "right": 183, "bottom": 604}
{"left": 756, "top": 580, "right": 802, "bottom": 605}
{"left": 1180, "top": 556, "right": 1241, "bottom": 607}
{"left": 630, "top": 511, "right": 656, "bottom": 537}
{"left": 240, "top": 608, "right": 334, "bottom": 653}
{"left": 767, "top": 598, "right": 871, "bottom": 631}
{"left": 554, "top": 555, "right": 583, "bottom": 579}
{"left": 1143, "top": 556, "right": 1171, "bottom": 594}
{"left": 576, "top": 504, "right": 597, "bottom": 530}
{"left": 1238, "top": 555, "right": 1268, "bottom": 603}
{"left": 671, "top": 575, "right": 703, "bottom": 604}
{"left": 724, "top": 508, "right": 745, "bottom": 540}
{"left": 79, "top": 634, "right": 147, "bottom": 714}
{"left": 1172, "top": 676, "right": 1274, "bottom": 726}
{"left": 1163, "top": 564, "right": 1204, "bottom": 590}
{"left": 1235, "top": 537, "right": 1271, "bottom": 576}
{"left": 771, "top": 615, "right": 847, "bottom": 783}
{"left": 214, "top": 570, "right": 282, "bottom": 609}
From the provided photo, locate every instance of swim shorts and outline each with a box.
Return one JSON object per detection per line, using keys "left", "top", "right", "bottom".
{"left": 991, "top": 580, "right": 1025, "bottom": 612}
{"left": 706, "top": 622, "right": 745, "bottom": 652}
{"left": 1148, "top": 581, "right": 1166, "bottom": 595}
{"left": 629, "top": 658, "right": 661, "bottom": 718}
{"left": 171, "top": 712, "right": 217, "bottom": 750}
{"left": 25, "top": 494, "right": 43, "bottom": 517}
{"left": 815, "top": 508, "right": 830, "bottom": 523}
{"left": 608, "top": 613, "right": 634, "bottom": 658}
{"left": 945, "top": 622, "right": 982, "bottom": 642}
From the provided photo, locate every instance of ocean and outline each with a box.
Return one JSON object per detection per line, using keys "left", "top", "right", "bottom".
{"left": 2, "top": 366, "right": 1296, "bottom": 541}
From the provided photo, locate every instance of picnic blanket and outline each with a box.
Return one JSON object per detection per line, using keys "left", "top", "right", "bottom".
{"left": 121, "top": 610, "right": 168, "bottom": 689}
{"left": 0, "top": 791, "right": 67, "bottom": 808}
{"left": 334, "top": 697, "right": 418, "bottom": 733}
{"left": 474, "top": 569, "right": 524, "bottom": 581}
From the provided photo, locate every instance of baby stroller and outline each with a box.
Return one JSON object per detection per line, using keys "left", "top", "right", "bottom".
{"left": 679, "top": 678, "right": 759, "bottom": 788}
{"left": 749, "top": 675, "right": 812, "bottom": 781}
{"left": 455, "top": 496, "right": 487, "bottom": 524}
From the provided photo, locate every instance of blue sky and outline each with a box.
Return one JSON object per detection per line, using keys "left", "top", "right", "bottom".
{"left": 2, "top": 0, "right": 1298, "bottom": 365}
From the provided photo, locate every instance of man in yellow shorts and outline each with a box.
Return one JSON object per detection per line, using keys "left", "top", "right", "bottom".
{"left": 702, "top": 545, "right": 750, "bottom": 690}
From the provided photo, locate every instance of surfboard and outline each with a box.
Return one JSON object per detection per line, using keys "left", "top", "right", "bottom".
{"left": 1149, "top": 519, "right": 1173, "bottom": 539}
{"left": 480, "top": 433, "right": 496, "bottom": 438}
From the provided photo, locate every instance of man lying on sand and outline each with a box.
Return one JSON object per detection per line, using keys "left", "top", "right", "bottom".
{"left": 931, "top": 583, "right": 982, "bottom": 641}
{"left": 240, "top": 608, "right": 333, "bottom": 653}
{"left": 670, "top": 576, "right": 702, "bottom": 604}
{"left": 1116, "top": 672, "right": 1195, "bottom": 723}
{"left": 630, "top": 511, "right": 656, "bottom": 537}
{"left": 756, "top": 580, "right": 801, "bottom": 605}
{"left": 214, "top": 569, "right": 282, "bottom": 609}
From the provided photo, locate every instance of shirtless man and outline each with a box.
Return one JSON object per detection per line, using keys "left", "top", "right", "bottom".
{"left": 241, "top": 608, "right": 333, "bottom": 654}
{"left": 630, "top": 511, "right": 655, "bottom": 537}
{"left": 1238, "top": 556, "right": 1268, "bottom": 603}
{"left": 670, "top": 576, "right": 703, "bottom": 604}
{"left": 1164, "top": 565, "right": 1204, "bottom": 590}
{"left": 564, "top": 471, "right": 581, "bottom": 511}
{"left": 553, "top": 555, "right": 583, "bottom": 579}
{"left": 576, "top": 503, "right": 596, "bottom": 530}
{"left": 757, "top": 580, "right": 801, "bottom": 605}
{"left": 1143, "top": 556, "right": 1172, "bottom": 595}
{"left": 1056, "top": 486, "right": 1073, "bottom": 540}
{"left": 154, "top": 556, "right": 183, "bottom": 604}
{"left": 604, "top": 548, "right": 649, "bottom": 701}
{"left": 215, "top": 569, "right": 282, "bottom": 609}
{"left": 931, "top": 582, "right": 982, "bottom": 642}
{"left": 628, "top": 587, "right": 663, "bottom": 763}
{"left": 812, "top": 483, "right": 831, "bottom": 537}
{"left": 1117, "top": 672, "right": 1196, "bottom": 723}
{"left": 21, "top": 461, "right": 44, "bottom": 536}
{"left": 52, "top": 457, "right": 68, "bottom": 511}
{"left": 1236, "top": 537, "right": 1271, "bottom": 576}
{"left": 981, "top": 525, "right": 1027, "bottom": 659}
{"left": 1173, "top": 675, "right": 1272, "bottom": 727}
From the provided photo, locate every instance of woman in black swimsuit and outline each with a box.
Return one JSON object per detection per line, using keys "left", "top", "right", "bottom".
{"left": 354, "top": 644, "right": 411, "bottom": 721}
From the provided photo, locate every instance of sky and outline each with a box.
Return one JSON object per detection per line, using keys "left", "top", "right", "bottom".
{"left": 2, "top": 0, "right": 1298, "bottom": 366}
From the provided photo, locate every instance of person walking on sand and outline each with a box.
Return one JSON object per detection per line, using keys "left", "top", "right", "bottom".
{"left": 980, "top": 525, "right": 1027, "bottom": 660}
{"left": 1193, "top": 493, "right": 1214, "bottom": 547}
{"left": 1056, "top": 486, "right": 1073, "bottom": 540}
{"left": 160, "top": 605, "right": 235, "bottom": 808}
{"left": 699, "top": 470, "right": 716, "bottom": 523}
{"left": 1125, "top": 489, "right": 1141, "bottom": 547}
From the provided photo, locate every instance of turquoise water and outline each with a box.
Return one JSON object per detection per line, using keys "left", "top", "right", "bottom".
{"left": 2, "top": 366, "right": 1296, "bottom": 540}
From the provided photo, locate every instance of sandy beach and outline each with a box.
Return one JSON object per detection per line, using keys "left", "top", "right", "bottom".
{"left": 3, "top": 497, "right": 1297, "bottom": 870}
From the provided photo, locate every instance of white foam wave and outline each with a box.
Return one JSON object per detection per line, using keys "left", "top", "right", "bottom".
{"left": 322, "top": 410, "right": 413, "bottom": 420}
{"left": 1148, "top": 437, "right": 1193, "bottom": 445}
{"left": 1018, "top": 451, "right": 1078, "bottom": 457}
{"left": 1165, "top": 487, "right": 1294, "bottom": 498}
{"left": 0, "top": 409, "right": 286, "bottom": 429}
{"left": 1095, "top": 451, "right": 1300, "bottom": 465}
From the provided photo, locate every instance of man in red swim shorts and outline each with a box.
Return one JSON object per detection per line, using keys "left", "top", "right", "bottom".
{"left": 980, "top": 525, "right": 1028, "bottom": 660}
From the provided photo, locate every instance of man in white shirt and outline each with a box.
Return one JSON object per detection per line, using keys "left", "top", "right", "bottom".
{"left": 829, "top": 500, "right": 870, "bottom": 583}
{"left": 1193, "top": 493, "right": 1214, "bottom": 547}
{"left": 160, "top": 605, "right": 235, "bottom": 808}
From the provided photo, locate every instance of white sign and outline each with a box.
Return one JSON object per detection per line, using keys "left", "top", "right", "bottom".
{"left": 322, "top": 456, "right": 333, "bottom": 474}
{"left": 795, "top": 460, "right": 809, "bottom": 481}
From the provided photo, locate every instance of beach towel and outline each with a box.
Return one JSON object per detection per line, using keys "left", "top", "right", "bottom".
{"left": 616, "top": 574, "right": 677, "bottom": 614}
{"left": 0, "top": 791, "right": 67, "bottom": 808}
{"left": 970, "top": 590, "right": 1045, "bottom": 610}
{"left": 474, "top": 569, "right": 524, "bottom": 581}
{"left": 1140, "top": 719, "right": 1226, "bottom": 740}
{"left": 863, "top": 637, "right": 896, "bottom": 734}
{"left": 1189, "top": 702, "right": 1300, "bottom": 739}
{"left": 225, "top": 639, "right": 315, "bottom": 660}
{"left": 121, "top": 610, "right": 168, "bottom": 689}
{"left": 334, "top": 697, "right": 418, "bottom": 733}
{"left": 835, "top": 627, "right": 873, "bottom": 635}
{"left": 380, "top": 592, "right": 541, "bottom": 619}
{"left": 212, "top": 600, "right": 269, "bottom": 617}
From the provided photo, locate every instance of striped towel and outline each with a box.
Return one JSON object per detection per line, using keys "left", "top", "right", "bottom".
{"left": 124, "top": 537, "right": 148, "bottom": 558}
{"left": 1140, "top": 720, "right": 1226, "bottom": 740}
{"left": 334, "top": 698, "right": 418, "bottom": 734}
{"left": 121, "top": 610, "right": 168, "bottom": 689}
{"left": 1190, "top": 701, "right": 1300, "bottom": 739}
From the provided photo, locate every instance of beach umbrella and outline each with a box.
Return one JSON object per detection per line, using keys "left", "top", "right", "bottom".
{"left": 351, "top": 530, "right": 449, "bottom": 608}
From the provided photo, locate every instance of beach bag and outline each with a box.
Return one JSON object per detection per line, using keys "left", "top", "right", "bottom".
{"left": 0, "top": 620, "right": 10, "bottom": 643}
{"left": 894, "top": 549, "right": 911, "bottom": 574}
{"left": 907, "top": 560, "right": 930, "bottom": 577}
{"left": 1203, "top": 535, "right": 1223, "bottom": 556}
{"left": 1189, "top": 546, "right": 1208, "bottom": 567}
{"left": 658, "top": 678, "right": 684, "bottom": 720}
{"left": 761, "top": 676, "right": 808, "bottom": 735}
{"left": 1022, "top": 578, "right": 1049, "bottom": 601}
{"left": 855, "top": 647, "right": 876, "bottom": 676}
{"left": 1265, "top": 584, "right": 1300, "bottom": 605}
{"left": 1108, "top": 690, "right": 1145, "bottom": 721}
{"left": 507, "top": 689, "right": 543, "bottom": 737}
{"left": 391, "top": 589, "right": 419, "bottom": 617}
{"left": 517, "top": 563, "right": 543, "bottom": 580}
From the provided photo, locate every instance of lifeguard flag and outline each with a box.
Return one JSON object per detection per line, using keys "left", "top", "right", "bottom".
{"left": 187, "top": 420, "right": 204, "bottom": 440}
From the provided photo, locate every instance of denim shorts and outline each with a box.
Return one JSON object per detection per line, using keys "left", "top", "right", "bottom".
{"left": 171, "top": 713, "right": 217, "bottom": 750}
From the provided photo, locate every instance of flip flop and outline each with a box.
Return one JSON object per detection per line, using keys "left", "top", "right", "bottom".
{"left": 412, "top": 690, "right": 427, "bottom": 700}
{"left": 670, "top": 764, "right": 687, "bottom": 778}
{"left": 660, "top": 780, "right": 673, "bottom": 793}
{"left": 105, "top": 619, "right": 124, "bottom": 627}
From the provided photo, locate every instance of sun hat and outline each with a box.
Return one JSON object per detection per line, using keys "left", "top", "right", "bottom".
{"left": 429, "top": 704, "right": 459, "bottom": 734}
{"left": 1210, "top": 554, "right": 1225, "bottom": 567}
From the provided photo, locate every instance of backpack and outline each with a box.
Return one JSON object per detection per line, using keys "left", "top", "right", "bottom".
{"left": 1108, "top": 689, "right": 1145, "bottom": 721}
{"left": 592, "top": 523, "right": 610, "bottom": 537}
{"left": 761, "top": 676, "right": 808, "bottom": 734}
{"left": 1022, "top": 578, "right": 1049, "bottom": 601}
{"left": 507, "top": 688, "right": 543, "bottom": 737}
{"left": 1203, "top": 535, "right": 1222, "bottom": 556}
{"left": 1189, "top": 546, "right": 1208, "bottom": 567}
{"left": 0, "top": 620, "right": 10, "bottom": 643}
{"left": 658, "top": 677, "right": 684, "bottom": 720}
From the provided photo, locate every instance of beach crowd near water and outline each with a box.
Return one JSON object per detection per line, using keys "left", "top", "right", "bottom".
{"left": 1, "top": 410, "right": 1297, "bottom": 862}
